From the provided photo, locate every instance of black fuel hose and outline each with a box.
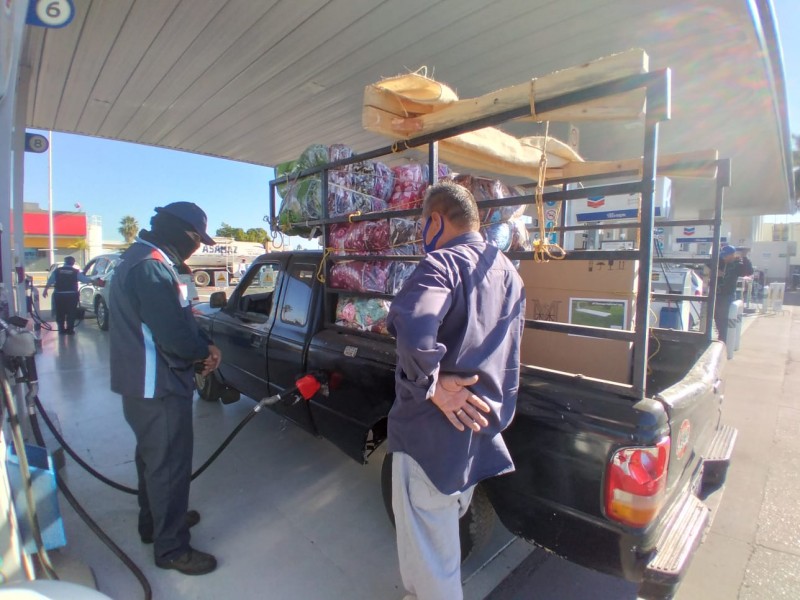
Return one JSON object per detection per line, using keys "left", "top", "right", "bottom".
{"left": 34, "top": 395, "right": 138, "bottom": 494}
{"left": 29, "top": 409, "right": 153, "bottom": 600}
{"left": 33, "top": 383, "right": 306, "bottom": 494}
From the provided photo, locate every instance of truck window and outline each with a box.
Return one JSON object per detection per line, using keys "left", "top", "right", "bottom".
{"left": 280, "top": 265, "right": 314, "bottom": 327}
{"left": 238, "top": 262, "right": 281, "bottom": 317}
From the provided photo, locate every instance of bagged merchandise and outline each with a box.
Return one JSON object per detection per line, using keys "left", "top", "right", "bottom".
{"left": 508, "top": 218, "right": 533, "bottom": 252}
{"left": 336, "top": 296, "right": 391, "bottom": 335}
{"left": 275, "top": 144, "right": 331, "bottom": 237}
{"left": 329, "top": 260, "right": 389, "bottom": 293}
{"left": 388, "top": 261, "right": 418, "bottom": 294}
{"left": 482, "top": 221, "right": 513, "bottom": 252}
{"left": 388, "top": 163, "right": 451, "bottom": 210}
{"left": 453, "top": 173, "right": 524, "bottom": 224}
{"left": 328, "top": 157, "right": 394, "bottom": 218}
{"left": 389, "top": 217, "right": 421, "bottom": 255}
{"left": 328, "top": 221, "right": 390, "bottom": 255}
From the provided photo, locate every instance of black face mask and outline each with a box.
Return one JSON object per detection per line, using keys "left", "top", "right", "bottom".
{"left": 145, "top": 212, "right": 203, "bottom": 263}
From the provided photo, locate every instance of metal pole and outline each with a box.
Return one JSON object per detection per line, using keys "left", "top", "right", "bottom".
{"left": 631, "top": 71, "right": 671, "bottom": 397}
{"left": 48, "top": 131, "right": 55, "bottom": 266}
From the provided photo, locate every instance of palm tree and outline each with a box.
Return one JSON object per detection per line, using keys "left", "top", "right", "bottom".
{"left": 118, "top": 215, "right": 139, "bottom": 243}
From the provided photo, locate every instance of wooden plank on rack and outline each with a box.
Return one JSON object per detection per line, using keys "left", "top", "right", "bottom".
{"left": 364, "top": 49, "right": 650, "bottom": 139}
{"left": 530, "top": 48, "right": 649, "bottom": 119}
{"left": 548, "top": 149, "right": 720, "bottom": 181}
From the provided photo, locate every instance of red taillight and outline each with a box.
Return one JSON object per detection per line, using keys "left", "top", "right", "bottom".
{"left": 605, "top": 437, "right": 670, "bottom": 527}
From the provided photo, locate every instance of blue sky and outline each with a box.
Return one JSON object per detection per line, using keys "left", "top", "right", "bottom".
{"left": 23, "top": 0, "right": 800, "bottom": 241}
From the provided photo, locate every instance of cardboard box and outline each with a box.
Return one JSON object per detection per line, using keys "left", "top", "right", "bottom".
{"left": 518, "top": 259, "right": 638, "bottom": 384}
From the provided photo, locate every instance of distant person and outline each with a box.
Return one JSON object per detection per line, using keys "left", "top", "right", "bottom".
{"left": 42, "top": 256, "right": 94, "bottom": 334}
{"left": 236, "top": 259, "right": 249, "bottom": 279}
{"left": 715, "top": 245, "right": 745, "bottom": 344}
{"left": 109, "top": 202, "right": 222, "bottom": 575}
{"left": 736, "top": 247, "right": 754, "bottom": 277}
{"left": 386, "top": 182, "right": 526, "bottom": 599}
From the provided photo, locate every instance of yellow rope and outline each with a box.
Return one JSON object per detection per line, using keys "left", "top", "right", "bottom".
{"left": 532, "top": 121, "right": 566, "bottom": 263}
{"left": 316, "top": 248, "right": 331, "bottom": 283}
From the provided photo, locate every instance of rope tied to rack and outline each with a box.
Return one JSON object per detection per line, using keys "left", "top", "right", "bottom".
{"left": 532, "top": 121, "right": 566, "bottom": 263}
{"left": 316, "top": 248, "right": 331, "bottom": 283}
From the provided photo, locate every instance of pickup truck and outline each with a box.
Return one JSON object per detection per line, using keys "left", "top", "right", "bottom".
{"left": 193, "top": 248, "right": 735, "bottom": 599}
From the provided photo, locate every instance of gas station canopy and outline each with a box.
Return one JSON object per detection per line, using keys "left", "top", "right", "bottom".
{"left": 19, "top": 0, "right": 796, "bottom": 215}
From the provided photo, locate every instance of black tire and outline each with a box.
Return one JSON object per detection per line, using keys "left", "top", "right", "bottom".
{"left": 194, "top": 270, "right": 211, "bottom": 287}
{"left": 195, "top": 370, "right": 223, "bottom": 402}
{"left": 95, "top": 297, "right": 109, "bottom": 331}
{"left": 380, "top": 452, "right": 496, "bottom": 562}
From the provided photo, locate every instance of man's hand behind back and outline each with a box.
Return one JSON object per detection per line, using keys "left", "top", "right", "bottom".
{"left": 431, "top": 374, "right": 490, "bottom": 432}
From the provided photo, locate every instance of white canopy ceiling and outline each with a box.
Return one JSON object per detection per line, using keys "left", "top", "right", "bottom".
{"left": 19, "top": 0, "right": 796, "bottom": 215}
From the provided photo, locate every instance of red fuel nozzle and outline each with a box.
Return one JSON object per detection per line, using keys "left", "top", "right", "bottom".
{"left": 295, "top": 374, "right": 321, "bottom": 400}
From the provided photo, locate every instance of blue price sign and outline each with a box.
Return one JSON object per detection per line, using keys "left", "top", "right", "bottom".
{"left": 26, "top": 0, "right": 74, "bottom": 29}
{"left": 25, "top": 133, "right": 49, "bottom": 153}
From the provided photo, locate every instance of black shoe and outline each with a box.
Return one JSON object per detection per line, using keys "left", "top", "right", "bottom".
{"left": 155, "top": 548, "right": 217, "bottom": 575}
{"left": 140, "top": 510, "right": 201, "bottom": 544}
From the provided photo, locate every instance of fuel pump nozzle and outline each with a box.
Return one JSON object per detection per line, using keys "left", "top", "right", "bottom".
{"left": 254, "top": 373, "right": 325, "bottom": 412}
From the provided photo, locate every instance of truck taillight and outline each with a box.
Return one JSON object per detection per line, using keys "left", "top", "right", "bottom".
{"left": 605, "top": 437, "right": 670, "bottom": 527}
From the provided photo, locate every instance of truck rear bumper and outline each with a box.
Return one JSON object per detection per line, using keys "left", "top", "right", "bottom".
{"left": 640, "top": 423, "right": 738, "bottom": 599}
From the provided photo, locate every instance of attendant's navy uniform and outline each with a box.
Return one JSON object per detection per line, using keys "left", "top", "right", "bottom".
{"left": 109, "top": 238, "right": 211, "bottom": 563}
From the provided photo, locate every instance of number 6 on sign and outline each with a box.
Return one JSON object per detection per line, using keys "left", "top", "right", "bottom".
{"left": 26, "top": 0, "right": 75, "bottom": 29}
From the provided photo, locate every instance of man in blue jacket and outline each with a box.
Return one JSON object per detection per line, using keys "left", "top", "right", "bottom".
{"left": 387, "top": 181, "right": 526, "bottom": 599}
{"left": 109, "top": 202, "right": 222, "bottom": 575}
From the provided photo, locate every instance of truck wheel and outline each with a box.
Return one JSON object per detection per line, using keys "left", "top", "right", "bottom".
{"left": 194, "top": 270, "right": 211, "bottom": 287}
{"left": 195, "top": 370, "right": 222, "bottom": 402}
{"left": 95, "top": 297, "right": 109, "bottom": 331}
{"left": 380, "top": 452, "right": 496, "bottom": 562}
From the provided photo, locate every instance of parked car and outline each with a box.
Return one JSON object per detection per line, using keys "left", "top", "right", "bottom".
{"left": 78, "top": 252, "right": 201, "bottom": 331}
{"left": 79, "top": 253, "right": 121, "bottom": 330}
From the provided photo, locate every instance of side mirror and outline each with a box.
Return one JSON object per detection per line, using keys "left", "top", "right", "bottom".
{"left": 210, "top": 291, "right": 227, "bottom": 309}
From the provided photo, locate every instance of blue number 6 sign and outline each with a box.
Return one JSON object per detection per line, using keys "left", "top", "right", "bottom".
{"left": 26, "top": 0, "right": 75, "bottom": 29}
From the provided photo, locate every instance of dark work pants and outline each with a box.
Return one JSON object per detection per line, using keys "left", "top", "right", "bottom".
{"left": 122, "top": 394, "right": 194, "bottom": 561}
{"left": 53, "top": 291, "right": 79, "bottom": 332}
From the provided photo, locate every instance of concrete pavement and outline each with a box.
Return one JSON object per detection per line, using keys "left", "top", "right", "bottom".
{"left": 23, "top": 290, "right": 800, "bottom": 599}
{"left": 677, "top": 298, "right": 800, "bottom": 599}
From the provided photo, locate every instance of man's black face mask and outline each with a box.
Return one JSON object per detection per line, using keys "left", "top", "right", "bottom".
{"left": 149, "top": 212, "right": 204, "bottom": 262}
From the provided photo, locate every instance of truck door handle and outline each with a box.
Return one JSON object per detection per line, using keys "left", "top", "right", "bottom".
{"left": 250, "top": 334, "right": 264, "bottom": 348}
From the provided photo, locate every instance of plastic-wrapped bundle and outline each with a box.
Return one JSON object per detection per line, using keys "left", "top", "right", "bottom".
{"left": 482, "top": 221, "right": 513, "bottom": 252}
{"left": 508, "top": 218, "right": 532, "bottom": 252}
{"left": 329, "top": 260, "right": 389, "bottom": 293}
{"left": 388, "top": 262, "right": 418, "bottom": 294}
{"left": 329, "top": 159, "right": 394, "bottom": 217}
{"left": 453, "top": 173, "right": 524, "bottom": 224}
{"left": 335, "top": 296, "right": 391, "bottom": 335}
{"left": 389, "top": 217, "right": 422, "bottom": 255}
{"left": 389, "top": 163, "right": 451, "bottom": 210}
{"left": 276, "top": 144, "right": 331, "bottom": 238}
{"left": 327, "top": 221, "right": 390, "bottom": 255}
{"left": 328, "top": 144, "right": 354, "bottom": 219}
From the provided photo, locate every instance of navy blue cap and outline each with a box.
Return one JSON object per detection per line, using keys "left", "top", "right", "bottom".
{"left": 719, "top": 245, "right": 736, "bottom": 258}
{"left": 155, "top": 202, "right": 215, "bottom": 245}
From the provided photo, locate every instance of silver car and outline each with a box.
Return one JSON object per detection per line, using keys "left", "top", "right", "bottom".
{"left": 78, "top": 252, "right": 200, "bottom": 331}
{"left": 79, "top": 253, "right": 121, "bottom": 330}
